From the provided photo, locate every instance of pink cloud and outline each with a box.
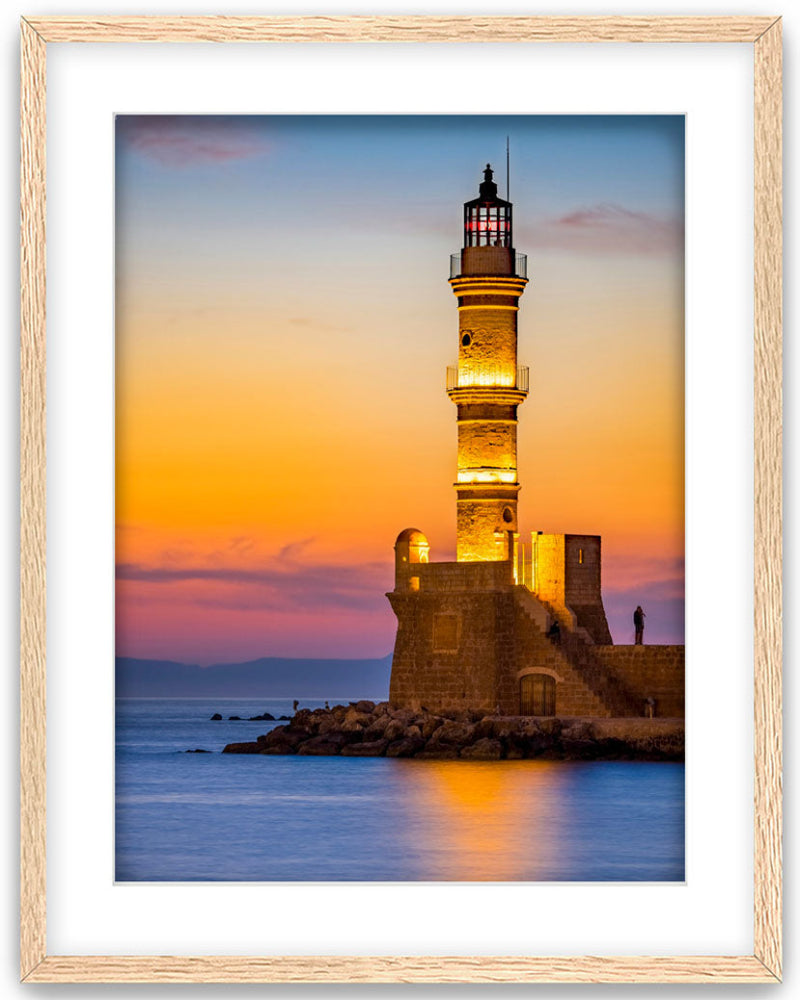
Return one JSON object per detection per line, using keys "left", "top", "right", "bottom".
{"left": 526, "top": 203, "right": 683, "bottom": 256}
{"left": 118, "top": 116, "right": 268, "bottom": 167}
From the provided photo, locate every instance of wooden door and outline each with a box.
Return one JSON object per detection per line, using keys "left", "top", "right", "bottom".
{"left": 520, "top": 673, "right": 555, "bottom": 716}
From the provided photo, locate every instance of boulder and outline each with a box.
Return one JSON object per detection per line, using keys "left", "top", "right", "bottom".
{"left": 341, "top": 739, "right": 389, "bottom": 757}
{"left": 460, "top": 738, "right": 503, "bottom": 761}
{"left": 385, "top": 737, "right": 426, "bottom": 758}
{"left": 389, "top": 707, "right": 416, "bottom": 726}
{"left": 382, "top": 718, "right": 407, "bottom": 742}
{"left": 259, "top": 726, "right": 311, "bottom": 752}
{"left": 210, "top": 713, "right": 223, "bottom": 721}
{"left": 228, "top": 716, "right": 242, "bottom": 721}
{"left": 222, "top": 741, "right": 261, "bottom": 754}
{"left": 415, "top": 746, "right": 460, "bottom": 760}
{"left": 420, "top": 715, "right": 443, "bottom": 740}
{"left": 363, "top": 715, "right": 391, "bottom": 741}
{"left": 441, "top": 708, "right": 471, "bottom": 723}
{"left": 427, "top": 720, "right": 476, "bottom": 747}
{"left": 354, "top": 700, "right": 375, "bottom": 714}
{"left": 185, "top": 748, "right": 211, "bottom": 753}
{"left": 406, "top": 724, "right": 423, "bottom": 740}
{"left": 296, "top": 734, "right": 347, "bottom": 755}
{"left": 249, "top": 712, "right": 275, "bottom": 721}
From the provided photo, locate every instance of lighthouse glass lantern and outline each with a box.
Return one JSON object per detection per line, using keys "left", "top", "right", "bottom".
{"left": 463, "top": 164, "right": 512, "bottom": 248}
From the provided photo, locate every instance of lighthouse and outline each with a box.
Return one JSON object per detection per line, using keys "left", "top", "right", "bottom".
{"left": 385, "top": 163, "right": 682, "bottom": 719}
{"left": 448, "top": 164, "right": 529, "bottom": 562}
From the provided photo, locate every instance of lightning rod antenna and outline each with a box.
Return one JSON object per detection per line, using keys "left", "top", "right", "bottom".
{"left": 506, "top": 135, "right": 510, "bottom": 200}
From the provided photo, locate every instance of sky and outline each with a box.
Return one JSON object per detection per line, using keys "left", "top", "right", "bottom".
{"left": 115, "top": 115, "right": 685, "bottom": 664}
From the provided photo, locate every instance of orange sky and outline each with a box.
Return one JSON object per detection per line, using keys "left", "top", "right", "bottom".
{"left": 115, "top": 115, "right": 684, "bottom": 662}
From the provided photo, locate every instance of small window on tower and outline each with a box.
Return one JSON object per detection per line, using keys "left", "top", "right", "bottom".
{"left": 578, "top": 548, "right": 584, "bottom": 564}
{"left": 461, "top": 333, "right": 472, "bottom": 347}
{"left": 502, "top": 507, "right": 514, "bottom": 523}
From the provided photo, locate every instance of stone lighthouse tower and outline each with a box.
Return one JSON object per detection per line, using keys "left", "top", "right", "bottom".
{"left": 386, "top": 163, "right": 684, "bottom": 720}
{"left": 448, "top": 164, "right": 528, "bottom": 562}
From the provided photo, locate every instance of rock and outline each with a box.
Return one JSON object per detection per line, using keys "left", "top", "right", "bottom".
{"left": 278, "top": 715, "right": 291, "bottom": 721}
{"left": 185, "top": 748, "right": 211, "bottom": 753}
{"left": 341, "top": 708, "right": 372, "bottom": 731}
{"left": 292, "top": 709, "right": 315, "bottom": 732}
{"left": 460, "top": 738, "right": 503, "bottom": 760}
{"left": 386, "top": 737, "right": 426, "bottom": 758}
{"left": 210, "top": 713, "right": 223, "bottom": 721}
{"left": 362, "top": 715, "right": 391, "bottom": 741}
{"left": 427, "top": 720, "right": 476, "bottom": 747}
{"left": 389, "top": 707, "right": 416, "bottom": 726}
{"left": 222, "top": 741, "right": 261, "bottom": 754}
{"left": 420, "top": 715, "right": 443, "bottom": 740}
{"left": 383, "top": 718, "right": 407, "bottom": 742}
{"left": 374, "top": 702, "right": 391, "bottom": 716}
{"left": 441, "top": 708, "right": 471, "bottom": 723}
{"left": 415, "top": 747, "right": 460, "bottom": 760}
{"left": 341, "top": 739, "right": 389, "bottom": 757}
{"left": 319, "top": 715, "right": 347, "bottom": 735}
{"left": 406, "top": 724, "right": 422, "bottom": 740}
{"left": 296, "top": 733, "right": 348, "bottom": 755}
{"left": 248, "top": 712, "right": 275, "bottom": 721}
{"left": 228, "top": 716, "right": 242, "bottom": 721}
{"left": 354, "top": 700, "right": 375, "bottom": 714}
{"left": 469, "top": 708, "right": 492, "bottom": 723}
{"left": 260, "top": 726, "right": 312, "bottom": 752}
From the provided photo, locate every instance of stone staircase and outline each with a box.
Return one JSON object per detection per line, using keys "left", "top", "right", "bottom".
{"left": 514, "top": 588, "right": 642, "bottom": 718}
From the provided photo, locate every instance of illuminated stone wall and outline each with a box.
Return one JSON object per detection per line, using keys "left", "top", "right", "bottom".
{"left": 532, "top": 533, "right": 612, "bottom": 644}
{"left": 388, "top": 565, "right": 683, "bottom": 717}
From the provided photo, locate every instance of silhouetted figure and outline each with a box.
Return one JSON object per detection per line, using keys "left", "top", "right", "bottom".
{"left": 324, "top": 700, "right": 330, "bottom": 710}
{"left": 634, "top": 605, "right": 646, "bottom": 645}
{"left": 292, "top": 699, "right": 299, "bottom": 713}
{"left": 546, "top": 619, "right": 561, "bottom": 644}
{"left": 644, "top": 696, "right": 656, "bottom": 718}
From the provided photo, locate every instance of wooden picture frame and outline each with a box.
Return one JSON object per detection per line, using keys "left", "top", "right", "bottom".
{"left": 19, "top": 15, "right": 782, "bottom": 984}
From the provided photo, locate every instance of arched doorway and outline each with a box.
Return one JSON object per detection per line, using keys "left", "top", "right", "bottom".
{"left": 520, "top": 673, "right": 556, "bottom": 716}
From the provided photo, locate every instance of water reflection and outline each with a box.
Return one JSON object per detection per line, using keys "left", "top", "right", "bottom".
{"left": 391, "top": 760, "right": 570, "bottom": 881}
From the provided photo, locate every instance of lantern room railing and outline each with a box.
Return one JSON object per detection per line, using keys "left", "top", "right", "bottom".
{"left": 446, "top": 365, "right": 529, "bottom": 393}
{"left": 450, "top": 251, "right": 527, "bottom": 280}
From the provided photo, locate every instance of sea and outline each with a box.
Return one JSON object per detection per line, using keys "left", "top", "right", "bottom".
{"left": 116, "top": 698, "right": 685, "bottom": 882}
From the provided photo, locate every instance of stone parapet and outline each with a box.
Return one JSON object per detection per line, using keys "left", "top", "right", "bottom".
{"left": 592, "top": 645, "right": 685, "bottom": 718}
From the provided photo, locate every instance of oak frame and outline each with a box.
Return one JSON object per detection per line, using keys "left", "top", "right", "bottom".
{"left": 19, "top": 14, "right": 782, "bottom": 985}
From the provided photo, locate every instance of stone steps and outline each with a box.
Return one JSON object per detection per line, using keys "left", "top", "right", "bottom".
{"left": 514, "top": 589, "right": 641, "bottom": 717}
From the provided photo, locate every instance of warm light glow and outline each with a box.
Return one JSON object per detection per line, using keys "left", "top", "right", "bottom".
{"left": 406, "top": 761, "right": 568, "bottom": 880}
{"left": 457, "top": 468, "right": 517, "bottom": 484}
{"left": 454, "top": 367, "right": 515, "bottom": 388}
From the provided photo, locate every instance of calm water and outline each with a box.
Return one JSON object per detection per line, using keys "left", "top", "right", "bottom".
{"left": 116, "top": 698, "right": 685, "bottom": 882}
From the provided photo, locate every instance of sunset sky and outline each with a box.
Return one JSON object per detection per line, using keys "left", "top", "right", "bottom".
{"left": 115, "top": 115, "right": 684, "bottom": 664}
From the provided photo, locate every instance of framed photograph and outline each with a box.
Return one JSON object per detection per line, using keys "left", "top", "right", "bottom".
{"left": 20, "top": 15, "right": 781, "bottom": 984}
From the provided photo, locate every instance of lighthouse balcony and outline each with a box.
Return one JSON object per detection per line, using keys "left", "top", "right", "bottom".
{"left": 446, "top": 365, "right": 529, "bottom": 393}
{"left": 450, "top": 249, "right": 527, "bottom": 279}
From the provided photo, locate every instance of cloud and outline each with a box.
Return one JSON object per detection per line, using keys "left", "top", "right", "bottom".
{"left": 116, "top": 555, "right": 392, "bottom": 614}
{"left": 117, "top": 116, "right": 268, "bottom": 167}
{"left": 525, "top": 203, "right": 683, "bottom": 256}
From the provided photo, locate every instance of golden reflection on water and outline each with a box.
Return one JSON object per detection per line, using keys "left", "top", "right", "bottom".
{"left": 399, "top": 760, "right": 570, "bottom": 881}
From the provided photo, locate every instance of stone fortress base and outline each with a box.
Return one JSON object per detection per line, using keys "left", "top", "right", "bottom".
{"left": 387, "top": 529, "right": 684, "bottom": 720}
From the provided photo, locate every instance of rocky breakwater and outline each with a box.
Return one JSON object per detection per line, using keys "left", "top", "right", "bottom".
{"left": 222, "top": 702, "right": 684, "bottom": 761}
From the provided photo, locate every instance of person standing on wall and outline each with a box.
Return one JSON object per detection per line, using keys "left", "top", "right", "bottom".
{"left": 634, "top": 605, "right": 646, "bottom": 645}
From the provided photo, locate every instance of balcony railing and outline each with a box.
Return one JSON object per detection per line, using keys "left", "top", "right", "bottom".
{"left": 446, "top": 365, "right": 529, "bottom": 393}
{"left": 450, "top": 251, "right": 527, "bottom": 280}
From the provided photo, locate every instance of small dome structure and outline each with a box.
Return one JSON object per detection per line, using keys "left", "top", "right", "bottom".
{"left": 395, "top": 528, "right": 430, "bottom": 564}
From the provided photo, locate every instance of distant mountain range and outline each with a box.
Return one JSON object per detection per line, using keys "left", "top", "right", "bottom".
{"left": 115, "top": 654, "right": 393, "bottom": 700}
